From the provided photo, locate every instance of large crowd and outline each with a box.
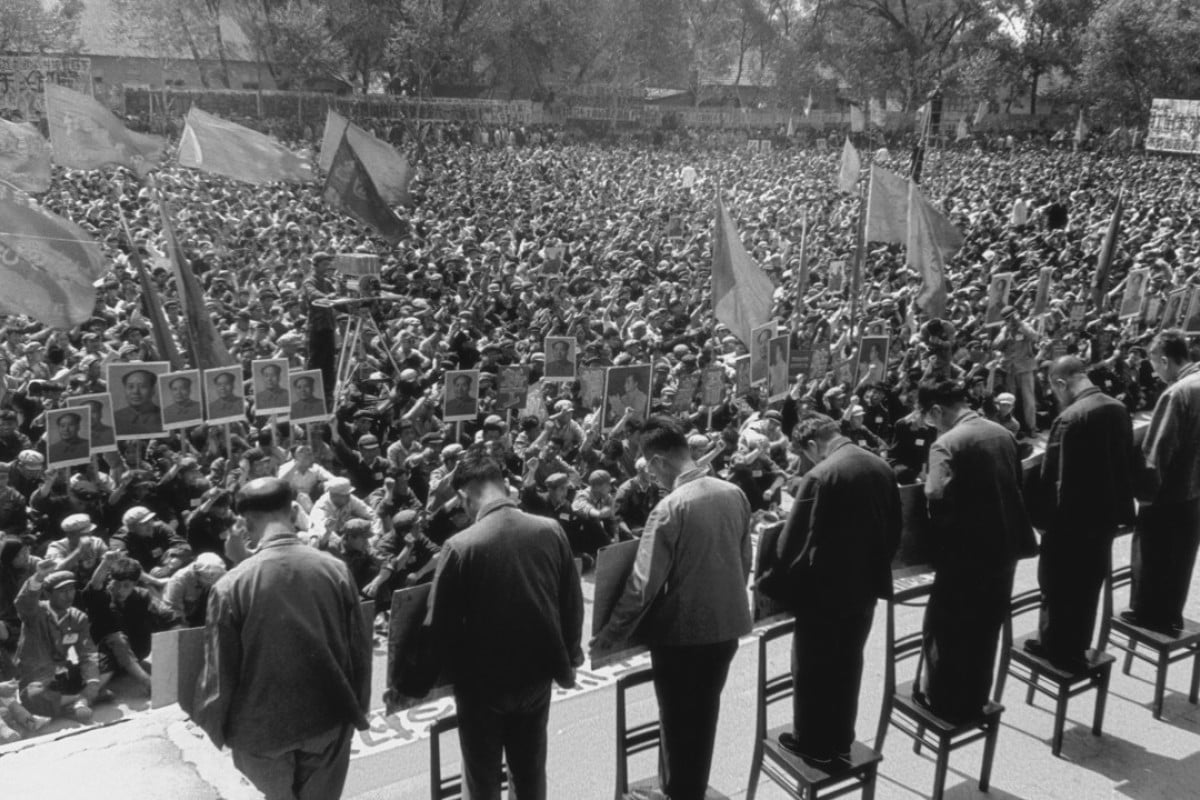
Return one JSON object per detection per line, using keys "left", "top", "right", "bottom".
{"left": 0, "top": 112, "right": 1198, "bottom": 744}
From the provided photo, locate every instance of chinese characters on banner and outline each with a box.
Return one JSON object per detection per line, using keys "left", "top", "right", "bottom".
{"left": 0, "top": 56, "right": 92, "bottom": 118}
{"left": 1146, "top": 98, "right": 1200, "bottom": 155}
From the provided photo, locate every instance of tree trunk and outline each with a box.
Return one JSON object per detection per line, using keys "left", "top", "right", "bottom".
{"left": 177, "top": 10, "right": 211, "bottom": 89}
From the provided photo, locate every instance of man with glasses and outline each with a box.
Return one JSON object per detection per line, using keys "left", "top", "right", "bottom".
{"left": 915, "top": 379, "right": 1036, "bottom": 722}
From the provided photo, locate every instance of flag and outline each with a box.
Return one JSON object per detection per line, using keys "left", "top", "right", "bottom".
{"left": 864, "top": 164, "right": 910, "bottom": 244}
{"left": 869, "top": 98, "right": 885, "bottom": 128}
{"left": 849, "top": 104, "right": 865, "bottom": 133}
{"left": 973, "top": 99, "right": 989, "bottom": 127}
{"left": 319, "top": 110, "right": 414, "bottom": 205}
{"left": 1091, "top": 188, "right": 1124, "bottom": 308}
{"left": 804, "top": 89, "right": 814, "bottom": 117}
{"left": 956, "top": 117, "right": 970, "bottom": 142}
{"left": 1074, "top": 109, "right": 1088, "bottom": 146}
{"left": 712, "top": 195, "right": 774, "bottom": 347}
{"left": 178, "top": 107, "right": 313, "bottom": 184}
{"left": 795, "top": 207, "right": 811, "bottom": 308}
{"left": 156, "top": 193, "right": 235, "bottom": 369}
{"left": 0, "top": 182, "right": 105, "bottom": 328}
{"left": 838, "top": 137, "right": 861, "bottom": 194}
{"left": 324, "top": 132, "right": 407, "bottom": 244}
{"left": 907, "top": 180, "right": 964, "bottom": 318}
{"left": 113, "top": 200, "right": 185, "bottom": 370}
{"left": 44, "top": 84, "right": 164, "bottom": 176}
{"left": 786, "top": 112, "right": 794, "bottom": 138}
{"left": 0, "top": 119, "right": 51, "bottom": 193}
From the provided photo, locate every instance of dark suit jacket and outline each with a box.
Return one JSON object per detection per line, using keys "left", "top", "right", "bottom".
{"left": 1033, "top": 386, "right": 1136, "bottom": 536}
{"left": 772, "top": 439, "right": 901, "bottom": 613}
{"left": 428, "top": 497, "right": 583, "bottom": 694}
{"left": 925, "top": 411, "right": 1036, "bottom": 572}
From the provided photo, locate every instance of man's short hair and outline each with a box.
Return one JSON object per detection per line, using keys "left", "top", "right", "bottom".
{"left": 123, "top": 369, "right": 156, "bottom": 387}
{"left": 261, "top": 363, "right": 282, "bottom": 376}
{"left": 916, "top": 379, "right": 966, "bottom": 413}
{"left": 1152, "top": 329, "right": 1191, "bottom": 364}
{"left": 293, "top": 375, "right": 314, "bottom": 389}
{"left": 109, "top": 556, "right": 143, "bottom": 583}
{"left": 453, "top": 374, "right": 472, "bottom": 388}
{"left": 214, "top": 371, "right": 235, "bottom": 386}
{"left": 169, "top": 375, "right": 192, "bottom": 389}
{"left": 638, "top": 415, "right": 690, "bottom": 458}
{"left": 236, "top": 477, "right": 294, "bottom": 515}
{"left": 451, "top": 446, "right": 506, "bottom": 491}
{"left": 792, "top": 413, "right": 839, "bottom": 446}
{"left": 56, "top": 411, "right": 81, "bottom": 426}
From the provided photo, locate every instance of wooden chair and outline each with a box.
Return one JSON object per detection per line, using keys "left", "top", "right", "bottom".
{"left": 1100, "top": 564, "right": 1200, "bottom": 720}
{"left": 614, "top": 665, "right": 729, "bottom": 800}
{"left": 874, "top": 580, "right": 1004, "bottom": 800}
{"left": 428, "top": 713, "right": 509, "bottom": 800}
{"left": 746, "top": 619, "right": 882, "bottom": 800}
{"left": 993, "top": 588, "right": 1114, "bottom": 756}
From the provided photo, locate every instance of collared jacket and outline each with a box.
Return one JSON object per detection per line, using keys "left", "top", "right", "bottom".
{"left": 601, "top": 469, "right": 752, "bottom": 648}
{"left": 427, "top": 497, "right": 584, "bottom": 693}
{"left": 192, "top": 534, "right": 371, "bottom": 752}
{"left": 1140, "top": 362, "right": 1200, "bottom": 505}
{"left": 15, "top": 576, "right": 99, "bottom": 686}
{"left": 925, "top": 411, "right": 1036, "bottom": 571}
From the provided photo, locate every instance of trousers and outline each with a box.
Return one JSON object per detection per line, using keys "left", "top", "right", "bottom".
{"left": 1006, "top": 370, "right": 1037, "bottom": 435}
{"left": 1037, "top": 528, "right": 1111, "bottom": 660}
{"left": 650, "top": 640, "right": 738, "bottom": 800}
{"left": 231, "top": 723, "right": 354, "bottom": 800}
{"left": 1131, "top": 498, "right": 1200, "bottom": 629}
{"left": 791, "top": 604, "right": 875, "bottom": 757}
{"left": 455, "top": 681, "right": 551, "bottom": 800}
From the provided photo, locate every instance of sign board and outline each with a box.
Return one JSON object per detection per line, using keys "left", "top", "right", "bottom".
{"left": 0, "top": 56, "right": 92, "bottom": 118}
{"left": 334, "top": 252, "right": 379, "bottom": 276}
{"left": 1146, "top": 98, "right": 1200, "bottom": 155}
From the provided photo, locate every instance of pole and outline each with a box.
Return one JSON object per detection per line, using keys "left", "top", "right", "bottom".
{"left": 223, "top": 423, "right": 233, "bottom": 462}
{"left": 849, "top": 166, "right": 870, "bottom": 338}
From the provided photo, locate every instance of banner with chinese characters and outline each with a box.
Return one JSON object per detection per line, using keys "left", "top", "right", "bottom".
{"left": 1146, "top": 98, "right": 1200, "bottom": 155}
{"left": 0, "top": 56, "right": 92, "bottom": 118}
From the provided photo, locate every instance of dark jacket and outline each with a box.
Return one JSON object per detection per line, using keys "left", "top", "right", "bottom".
{"left": 925, "top": 411, "right": 1036, "bottom": 571}
{"left": 193, "top": 533, "right": 372, "bottom": 752}
{"left": 427, "top": 497, "right": 584, "bottom": 694}
{"left": 771, "top": 439, "right": 901, "bottom": 612}
{"left": 1033, "top": 386, "right": 1136, "bottom": 535}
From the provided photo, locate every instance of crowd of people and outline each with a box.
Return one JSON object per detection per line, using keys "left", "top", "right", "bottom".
{"left": 0, "top": 108, "right": 1199, "bottom": 796}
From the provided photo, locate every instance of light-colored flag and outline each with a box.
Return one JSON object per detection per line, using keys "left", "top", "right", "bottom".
{"left": 44, "top": 84, "right": 164, "bottom": 176}
{"left": 786, "top": 112, "right": 795, "bottom": 138}
{"left": 838, "top": 137, "right": 861, "bottom": 194}
{"left": 712, "top": 195, "right": 775, "bottom": 347}
{"left": 319, "top": 110, "right": 414, "bottom": 205}
{"left": 849, "top": 104, "right": 865, "bottom": 132}
{"left": 1074, "top": 109, "right": 1088, "bottom": 145}
{"left": 864, "top": 163, "right": 910, "bottom": 244}
{"left": 956, "top": 117, "right": 970, "bottom": 142}
{"left": 0, "top": 182, "right": 105, "bottom": 328}
{"left": 869, "top": 98, "right": 886, "bottom": 128}
{"left": 0, "top": 119, "right": 51, "bottom": 193}
{"left": 178, "top": 107, "right": 313, "bottom": 184}
{"left": 907, "top": 180, "right": 964, "bottom": 318}
{"left": 973, "top": 99, "right": 989, "bottom": 127}
{"left": 804, "top": 89, "right": 814, "bottom": 117}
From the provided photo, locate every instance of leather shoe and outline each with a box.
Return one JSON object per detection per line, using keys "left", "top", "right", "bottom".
{"left": 778, "top": 732, "right": 850, "bottom": 768}
{"left": 1120, "top": 610, "right": 1179, "bottom": 635}
{"left": 1025, "top": 639, "right": 1089, "bottom": 673}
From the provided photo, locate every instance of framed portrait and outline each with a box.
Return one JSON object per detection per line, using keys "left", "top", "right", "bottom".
{"left": 1118, "top": 268, "right": 1149, "bottom": 321}
{"left": 579, "top": 366, "right": 606, "bottom": 411}
{"left": 204, "top": 366, "right": 247, "bottom": 425}
{"left": 1032, "top": 266, "right": 1054, "bottom": 317}
{"left": 543, "top": 336, "right": 578, "bottom": 381}
{"left": 852, "top": 335, "right": 890, "bottom": 388}
{"left": 734, "top": 354, "right": 753, "bottom": 396}
{"left": 673, "top": 374, "right": 700, "bottom": 413}
{"left": 1185, "top": 286, "right": 1200, "bottom": 333}
{"left": 158, "top": 370, "right": 204, "bottom": 430}
{"left": 67, "top": 392, "right": 117, "bottom": 453}
{"left": 107, "top": 362, "right": 170, "bottom": 440}
{"left": 750, "top": 322, "right": 775, "bottom": 386}
{"left": 496, "top": 365, "right": 530, "bottom": 411}
{"left": 443, "top": 369, "right": 481, "bottom": 423}
{"left": 984, "top": 271, "right": 1015, "bottom": 326}
{"left": 827, "top": 260, "right": 846, "bottom": 294}
{"left": 767, "top": 335, "right": 791, "bottom": 402}
{"left": 252, "top": 358, "right": 292, "bottom": 416}
{"left": 288, "top": 369, "right": 328, "bottom": 423}
{"left": 602, "top": 364, "right": 652, "bottom": 430}
{"left": 1159, "top": 288, "right": 1188, "bottom": 331}
{"left": 700, "top": 366, "right": 725, "bottom": 407}
{"left": 44, "top": 407, "right": 91, "bottom": 469}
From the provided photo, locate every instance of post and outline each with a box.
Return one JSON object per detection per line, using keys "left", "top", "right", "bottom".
{"left": 224, "top": 423, "right": 233, "bottom": 462}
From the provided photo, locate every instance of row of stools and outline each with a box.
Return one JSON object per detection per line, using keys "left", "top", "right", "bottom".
{"left": 424, "top": 565, "right": 1200, "bottom": 800}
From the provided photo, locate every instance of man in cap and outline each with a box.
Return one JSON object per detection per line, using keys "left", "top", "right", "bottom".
{"left": 255, "top": 362, "right": 290, "bottom": 411}
{"left": 290, "top": 374, "right": 326, "bottom": 419}
{"left": 47, "top": 411, "right": 89, "bottom": 464}
{"left": 111, "top": 506, "right": 186, "bottom": 576}
{"left": 45, "top": 513, "right": 108, "bottom": 585}
{"left": 164, "top": 552, "right": 228, "bottom": 627}
{"left": 570, "top": 469, "right": 619, "bottom": 563}
{"left": 0, "top": 409, "right": 31, "bottom": 462}
{"left": 993, "top": 309, "right": 1040, "bottom": 435}
{"left": 991, "top": 392, "right": 1021, "bottom": 437}
{"left": 162, "top": 374, "right": 203, "bottom": 425}
{"left": 330, "top": 425, "right": 390, "bottom": 496}
{"left": 113, "top": 368, "right": 163, "bottom": 436}
{"left": 194, "top": 477, "right": 371, "bottom": 800}
{"left": 613, "top": 457, "right": 663, "bottom": 539}
{"left": 207, "top": 370, "right": 244, "bottom": 419}
{"left": 308, "top": 477, "right": 373, "bottom": 547}
{"left": 15, "top": 562, "right": 110, "bottom": 721}
{"left": 364, "top": 510, "right": 442, "bottom": 606}
{"left": 426, "top": 448, "right": 583, "bottom": 800}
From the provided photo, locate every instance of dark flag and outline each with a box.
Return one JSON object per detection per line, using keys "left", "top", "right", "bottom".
{"left": 1092, "top": 188, "right": 1124, "bottom": 309}
{"left": 324, "top": 133, "right": 406, "bottom": 243}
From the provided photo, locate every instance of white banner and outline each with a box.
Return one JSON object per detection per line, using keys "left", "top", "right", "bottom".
{"left": 1146, "top": 98, "right": 1200, "bottom": 155}
{"left": 0, "top": 55, "right": 92, "bottom": 118}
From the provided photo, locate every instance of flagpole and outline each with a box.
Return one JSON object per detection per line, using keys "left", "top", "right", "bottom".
{"left": 850, "top": 163, "right": 870, "bottom": 339}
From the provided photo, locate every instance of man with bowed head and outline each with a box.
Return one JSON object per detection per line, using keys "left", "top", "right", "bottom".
{"left": 193, "top": 478, "right": 371, "bottom": 800}
{"left": 591, "top": 415, "right": 752, "bottom": 800}
{"left": 426, "top": 446, "right": 583, "bottom": 800}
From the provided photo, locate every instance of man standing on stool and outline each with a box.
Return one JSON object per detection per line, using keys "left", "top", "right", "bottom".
{"left": 916, "top": 380, "right": 1036, "bottom": 721}
{"left": 1127, "top": 330, "right": 1200, "bottom": 633}
{"left": 591, "top": 415, "right": 752, "bottom": 800}
{"left": 193, "top": 478, "right": 372, "bottom": 800}
{"left": 1027, "top": 356, "right": 1135, "bottom": 669}
{"left": 767, "top": 414, "right": 900, "bottom": 766}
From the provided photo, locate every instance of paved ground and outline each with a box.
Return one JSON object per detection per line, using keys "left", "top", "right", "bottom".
{"left": 4, "top": 533, "right": 1200, "bottom": 799}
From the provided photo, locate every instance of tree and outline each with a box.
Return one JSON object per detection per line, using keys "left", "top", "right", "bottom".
{"left": 1007, "top": 0, "right": 1097, "bottom": 113}
{"left": 0, "top": 0, "right": 83, "bottom": 54}
{"left": 234, "top": 0, "right": 350, "bottom": 90}
{"left": 110, "top": 0, "right": 233, "bottom": 88}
